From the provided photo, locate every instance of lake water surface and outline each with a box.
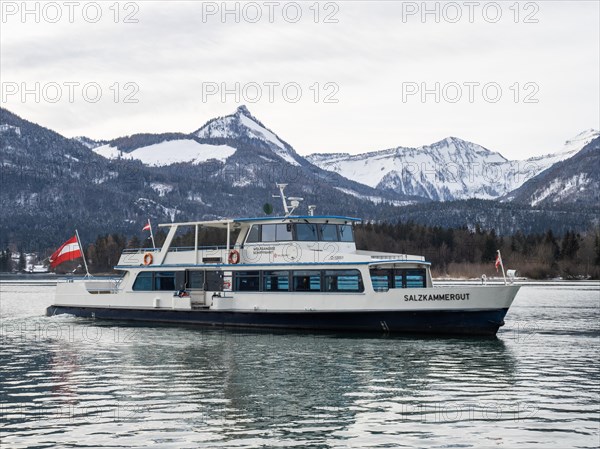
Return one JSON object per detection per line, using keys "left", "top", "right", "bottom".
{"left": 1, "top": 281, "right": 598, "bottom": 448}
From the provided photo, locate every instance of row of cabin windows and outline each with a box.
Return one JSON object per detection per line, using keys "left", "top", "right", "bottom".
{"left": 246, "top": 223, "right": 354, "bottom": 244}
{"left": 131, "top": 269, "right": 363, "bottom": 293}
{"left": 234, "top": 270, "right": 364, "bottom": 293}
{"left": 132, "top": 270, "right": 223, "bottom": 291}
{"left": 132, "top": 271, "right": 181, "bottom": 291}
{"left": 369, "top": 269, "right": 427, "bottom": 290}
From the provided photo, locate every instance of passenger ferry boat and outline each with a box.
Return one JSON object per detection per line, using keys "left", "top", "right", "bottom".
{"left": 47, "top": 185, "right": 520, "bottom": 335}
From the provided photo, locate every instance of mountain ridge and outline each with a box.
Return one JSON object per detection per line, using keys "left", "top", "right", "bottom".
{"left": 308, "top": 129, "right": 599, "bottom": 202}
{"left": 1, "top": 105, "right": 598, "bottom": 248}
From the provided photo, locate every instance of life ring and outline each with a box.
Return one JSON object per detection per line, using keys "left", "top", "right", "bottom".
{"left": 228, "top": 250, "right": 240, "bottom": 264}
{"left": 143, "top": 253, "right": 153, "bottom": 266}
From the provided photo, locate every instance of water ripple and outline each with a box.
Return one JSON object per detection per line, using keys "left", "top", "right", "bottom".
{"left": 0, "top": 283, "right": 598, "bottom": 448}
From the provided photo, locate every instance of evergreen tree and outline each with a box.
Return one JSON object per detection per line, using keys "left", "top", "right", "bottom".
{"left": 18, "top": 251, "right": 26, "bottom": 272}
{"left": 561, "top": 231, "right": 580, "bottom": 260}
{"left": 128, "top": 235, "right": 141, "bottom": 249}
{"left": 154, "top": 230, "right": 167, "bottom": 248}
{"left": 0, "top": 249, "right": 11, "bottom": 272}
{"left": 481, "top": 231, "right": 498, "bottom": 262}
{"left": 544, "top": 230, "right": 560, "bottom": 265}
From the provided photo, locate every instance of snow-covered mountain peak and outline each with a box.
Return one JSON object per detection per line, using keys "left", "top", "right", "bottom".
{"left": 234, "top": 104, "right": 252, "bottom": 117}
{"left": 195, "top": 105, "right": 282, "bottom": 146}
{"left": 194, "top": 106, "right": 301, "bottom": 166}
{"left": 426, "top": 136, "right": 507, "bottom": 161}
{"left": 561, "top": 129, "right": 599, "bottom": 154}
{"left": 526, "top": 129, "right": 599, "bottom": 165}
{"left": 307, "top": 136, "right": 519, "bottom": 201}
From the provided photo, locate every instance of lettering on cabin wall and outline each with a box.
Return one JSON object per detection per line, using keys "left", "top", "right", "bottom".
{"left": 404, "top": 293, "right": 471, "bottom": 301}
{"left": 252, "top": 246, "right": 276, "bottom": 255}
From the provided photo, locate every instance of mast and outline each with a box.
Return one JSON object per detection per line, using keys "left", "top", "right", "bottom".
{"left": 497, "top": 250, "right": 507, "bottom": 285}
{"left": 75, "top": 229, "right": 91, "bottom": 277}
{"left": 273, "top": 183, "right": 290, "bottom": 215}
{"left": 273, "top": 183, "right": 303, "bottom": 217}
{"left": 148, "top": 219, "right": 156, "bottom": 249}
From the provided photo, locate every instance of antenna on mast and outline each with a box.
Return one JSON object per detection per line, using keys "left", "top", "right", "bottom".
{"left": 273, "top": 183, "right": 303, "bottom": 217}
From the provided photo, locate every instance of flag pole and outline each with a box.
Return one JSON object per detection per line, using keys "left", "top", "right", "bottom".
{"left": 497, "top": 249, "right": 506, "bottom": 285}
{"left": 148, "top": 219, "right": 156, "bottom": 249}
{"left": 75, "top": 229, "right": 91, "bottom": 277}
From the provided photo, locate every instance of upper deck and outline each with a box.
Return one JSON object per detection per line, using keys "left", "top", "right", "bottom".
{"left": 116, "top": 215, "right": 427, "bottom": 269}
{"left": 116, "top": 184, "right": 427, "bottom": 269}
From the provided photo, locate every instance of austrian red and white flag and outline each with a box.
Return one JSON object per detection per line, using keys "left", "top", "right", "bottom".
{"left": 142, "top": 221, "right": 151, "bottom": 232}
{"left": 49, "top": 235, "right": 82, "bottom": 269}
{"left": 495, "top": 253, "right": 502, "bottom": 272}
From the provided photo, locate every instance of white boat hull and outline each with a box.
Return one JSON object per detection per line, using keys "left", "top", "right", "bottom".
{"left": 47, "top": 283, "right": 520, "bottom": 336}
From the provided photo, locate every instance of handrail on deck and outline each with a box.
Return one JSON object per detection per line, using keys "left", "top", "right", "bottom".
{"left": 121, "top": 245, "right": 242, "bottom": 254}
{"left": 121, "top": 248, "right": 160, "bottom": 254}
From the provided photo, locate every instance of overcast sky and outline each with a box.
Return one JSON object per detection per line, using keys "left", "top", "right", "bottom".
{"left": 1, "top": 1, "right": 598, "bottom": 159}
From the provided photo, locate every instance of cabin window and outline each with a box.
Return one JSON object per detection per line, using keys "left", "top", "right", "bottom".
{"left": 404, "top": 269, "right": 427, "bottom": 288}
{"left": 188, "top": 271, "right": 205, "bottom": 289}
{"left": 234, "top": 271, "right": 261, "bottom": 291}
{"left": 246, "top": 225, "right": 261, "bottom": 243}
{"left": 292, "top": 270, "right": 321, "bottom": 292}
{"left": 370, "top": 269, "right": 391, "bottom": 291}
{"left": 295, "top": 223, "right": 318, "bottom": 241}
{"left": 393, "top": 272, "right": 404, "bottom": 288}
{"left": 370, "top": 268, "right": 427, "bottom": 290}
{"left": 133, "top": 271, "right": 180, "bottom": 291}
{"left": 262, "top": 224, "right": 277, "bottom": 242}
{"left": 324, "top": 270, "right": 363, "bottom": 292}
{"left": 205, "top": 271, "right": 224, "bottom": 291}
{"left": 276, "top": 223, "right": 293, "bottom": 241}
{"left": 263, "top": 270, "right": 290, "bottom": 291}
{"left": 132, "top": 272, "right": 153, "bottom": 291}
{"left": 339, "top": 225, "right": 354, "bottom": 242}
{"left": 319, "top": 224, "right": 339, "bottom": 242}
{"left": 154, "top": 272, "right": 176, "bottom": 291}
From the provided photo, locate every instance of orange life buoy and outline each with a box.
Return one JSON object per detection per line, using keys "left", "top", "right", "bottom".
{"left": 228, "top": 249, "right": 240, "bottom": 264}
{"left": 143, "top": 253, "right": 153, "bottom": 266}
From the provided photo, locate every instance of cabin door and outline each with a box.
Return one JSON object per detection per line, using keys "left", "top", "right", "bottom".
{"left": 186, "top": 270, "right": 206, "bottom": 306}
{"left": 186, "top": 270, "right": 223, "bottom": 306}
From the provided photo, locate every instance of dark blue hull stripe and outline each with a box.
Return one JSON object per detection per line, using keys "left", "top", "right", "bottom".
{"left": 46, "top": 306, "right": 509, "bottom": 336}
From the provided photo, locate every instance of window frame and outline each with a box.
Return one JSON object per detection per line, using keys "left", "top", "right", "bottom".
{"left": 295, "top": 223, "right": 319, "bottom": 241}
{"left": 262, "top": 270, "right": 291, "bottom": 292}
{"left": 338, "top": 224, "right": 354, "bottom": 242}
{"left": 245, "top": 225, "right": 261, "bottom": 244}
{"left": 132, "top": 271, "right": 153, "bottom": 291}
{"left": 261, "top": 224, "right": 277, "bottom": 242}
{"left": 275, "top": 223, "right": 294, "bottom": 241}
{"left": 324, "top": 269, "right": 364, "bottom": 292}
{"left": 319, "top": 223, "right": 339, "bottom": 242}
{"left": 233, "top": 270, "right": 261, "bottom": 292}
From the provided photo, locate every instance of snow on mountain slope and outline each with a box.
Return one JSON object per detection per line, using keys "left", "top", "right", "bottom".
{"left": 525, "top": 129, "right": 599, "bottom": 166}
{"left": 503, "top": 136, "right": 599, "bottom": 207}
{"left": 559, "top": 128, "right": 599, "bottom": 154}
{"left": 0, "top": 124, "right": 21, "bottom": 136}
{"left": 93, "top": 139, "right": 236, "bottom": 166}
{"left": 529, "top": 173, "right": 590, "bottom": 207}
{"left": 309, "top": 137, "right": 509, "bottom": 201}
{"left": 195, "top": 105, "right": 301, "bottom": 166}
{"left": 73, "top": 136, "right": 104, "bottom": 149}
{"left": 308, "top": 130, "right": 599, "bottom": 201}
